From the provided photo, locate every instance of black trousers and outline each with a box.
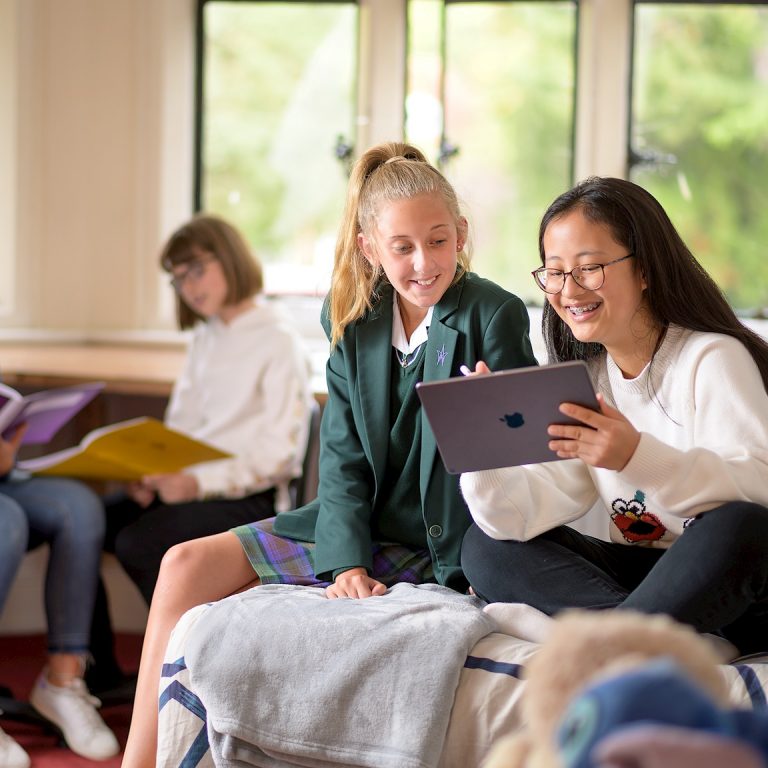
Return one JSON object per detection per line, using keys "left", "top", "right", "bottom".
{"left": 104, "top": 489, "right": 275, "bottom": 603}
{"left": 461, "top": 501, "right": 768, "bottom": 655}
{"left": 89, "top": 489, "right": 275, "bottom": 680}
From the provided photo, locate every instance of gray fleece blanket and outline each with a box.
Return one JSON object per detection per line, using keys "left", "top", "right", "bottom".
{"left": 184, "top": 582, "right": 496, "bottom": 768}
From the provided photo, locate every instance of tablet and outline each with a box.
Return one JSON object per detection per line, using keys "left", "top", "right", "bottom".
{"left": 416, "top": 360, "right": 599, "bottom": 474}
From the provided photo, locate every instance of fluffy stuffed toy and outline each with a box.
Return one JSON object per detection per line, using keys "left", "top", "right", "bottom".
{"left": 483, "top": 610, "right": 768, "bottom": 768}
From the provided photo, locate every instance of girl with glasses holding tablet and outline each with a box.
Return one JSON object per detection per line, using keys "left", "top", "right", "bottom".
{"left": 461, "top": 176, "right": 768, "bottom": 657}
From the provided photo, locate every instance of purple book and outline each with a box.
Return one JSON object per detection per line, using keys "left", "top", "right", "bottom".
{"left": 0, "top": 381, "right": 105, "bottom": 445}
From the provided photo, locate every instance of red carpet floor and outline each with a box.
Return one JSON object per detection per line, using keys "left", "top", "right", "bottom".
{"left": 0, "top": 633, "right": 142, "bottom": 767}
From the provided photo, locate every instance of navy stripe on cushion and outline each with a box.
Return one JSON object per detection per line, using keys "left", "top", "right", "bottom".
{"left": 733, "top": 664, "right": 768, "bottom": 709}
{"left": 464, "top": 655, "right": 524, "bottom": 679}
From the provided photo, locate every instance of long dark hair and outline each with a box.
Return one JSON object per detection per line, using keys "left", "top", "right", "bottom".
{"left": 538, "top": 176, "right": 768, "bottom": 391}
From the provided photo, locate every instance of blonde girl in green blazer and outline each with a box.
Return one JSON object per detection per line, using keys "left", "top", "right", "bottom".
{"left": 121, "top": 142, "right": 536, "bottom": 767}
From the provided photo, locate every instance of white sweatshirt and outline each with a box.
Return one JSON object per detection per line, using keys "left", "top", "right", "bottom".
{"left": 460, "top": 325, "right": 768, "bottom": 547}
{"left": 166, "top": 300, "right": 313, "bottom": 510}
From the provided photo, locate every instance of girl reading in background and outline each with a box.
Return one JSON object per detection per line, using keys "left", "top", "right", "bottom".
{"left": 461, "top": 176, "right": 768, "bottom": 656}
{"left": 120, "top": 141, "right": 536, "bottom": 767}
{"left": 88, "top": 214, "right": 313, "bottom": 693}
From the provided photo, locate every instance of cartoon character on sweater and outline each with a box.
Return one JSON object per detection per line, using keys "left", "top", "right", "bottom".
{"left": 610, "top": 490, "right": 666, "bottom": 543}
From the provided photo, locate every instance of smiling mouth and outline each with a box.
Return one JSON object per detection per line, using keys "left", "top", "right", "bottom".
{"left": 566, "top": 302, "right": 600, "bottom": 316}
{"left": 415, "top": 277, "right": 437, "bottom": 286}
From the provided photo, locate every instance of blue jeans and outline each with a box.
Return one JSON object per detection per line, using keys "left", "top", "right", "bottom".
{"left": 0, "top": 472, "right": 105, "bottom": 654}
{"left": 461, "top": 501, "right": 768, "bottom": 655}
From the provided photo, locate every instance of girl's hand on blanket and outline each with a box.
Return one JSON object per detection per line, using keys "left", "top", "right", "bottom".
{"left": 142, "top": 472, "right": 200, "bottom": 504}
{"left": 547, "top": 394, "right": 641, "bottom": 471}
{"left": 326, "top": 567, "right": 387, "bottom": 599}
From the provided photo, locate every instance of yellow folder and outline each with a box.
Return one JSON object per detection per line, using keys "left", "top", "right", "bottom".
{"left": 17, "top": 417, "right": 231, "bottom": 481}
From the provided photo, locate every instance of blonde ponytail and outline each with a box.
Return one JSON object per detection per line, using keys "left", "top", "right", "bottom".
{"left": 328, "top": 142, "right": 470, "bottom": 347}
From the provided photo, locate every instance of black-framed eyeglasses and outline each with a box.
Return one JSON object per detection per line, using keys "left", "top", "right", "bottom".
{"left": 170, "top": 257, "right": 215, "bottom": 292}
{"left": 531, "top": 253, "right": 635, "bottom": 295}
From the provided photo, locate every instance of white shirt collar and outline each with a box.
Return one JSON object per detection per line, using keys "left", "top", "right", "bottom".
{"left": 391, "top": 293, "right": 433, "bottom": 355}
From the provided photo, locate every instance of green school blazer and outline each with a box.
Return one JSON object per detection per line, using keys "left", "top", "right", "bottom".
{"left": 274, "top": 272, "right": 537, "bottom": 591}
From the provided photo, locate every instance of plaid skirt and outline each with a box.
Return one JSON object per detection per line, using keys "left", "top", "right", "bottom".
{"left": 232, "top": 517, "right": 434, "bottom": 588}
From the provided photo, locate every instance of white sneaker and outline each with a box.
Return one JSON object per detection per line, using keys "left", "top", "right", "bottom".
{"left": 29, "top": 672, "right": 120, "bottom": 760}
{"left": 0, "top": 723, "right": 30, "bottom": 768}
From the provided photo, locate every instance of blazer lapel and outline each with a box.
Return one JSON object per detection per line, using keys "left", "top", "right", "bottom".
{"left": 419, "top": 279, "right": 463, "bottom": 501}
{"left": 357, "top": 289, "right": 393, "bottom": 484}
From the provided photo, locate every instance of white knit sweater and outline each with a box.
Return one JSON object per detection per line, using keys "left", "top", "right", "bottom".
{"left": 166, "top": 300, "right": 313, "bottom": 509}
{"left": 460, "top": 325, "right": 768, "bottom": 547}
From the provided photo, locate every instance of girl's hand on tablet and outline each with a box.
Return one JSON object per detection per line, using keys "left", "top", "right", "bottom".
{"left": 459, "top": 361, "right": 492, "bottom": 377}
{"left": 547, "top": 393, "right": 640, "bottom": 470}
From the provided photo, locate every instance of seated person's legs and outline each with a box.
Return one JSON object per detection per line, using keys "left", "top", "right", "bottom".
{"left": 461, "top": 522, "right": 665, "bottom": 613}
{"left": 464, "top": 503, "right": 768, "bottom": 656}
{"left": 113, "top": 490, "right": 274, "bottom": 604}
{"left": 1, "top": 476, "right": 119, "bottom": 760}
{"left": 0, "top": 493, "right": 28, "bottom": 607}
{"left": 25, "top": 479, "right": 105, "bottom": 651}
{"left": 86, "top": 492, "right": 145, "bottom": 693}
{"left": 0, "top": 494, "right": 31, "bottom": 768}
{"left": 89, "top": 490, "right": 273, "bottom": 691}
{"left": 622, "top": 501, "right": 768, "bottom": 655}
{"left": 122, "top": 530, "right": 261, "bottom": 768}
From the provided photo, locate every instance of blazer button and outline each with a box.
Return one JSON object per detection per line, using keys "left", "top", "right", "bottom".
{"left": 428, "top": 524, "right": 443, "bottom": 538}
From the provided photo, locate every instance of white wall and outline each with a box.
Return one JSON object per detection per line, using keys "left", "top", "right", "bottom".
{"left": 0, "top": 0, "right": 17, "bottom": 317}
{"left": 2, "top": 0, "right": 195, "bottom": 333}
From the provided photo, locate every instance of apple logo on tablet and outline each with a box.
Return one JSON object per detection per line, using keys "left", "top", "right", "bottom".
{"left": 500, "top": 412, "right": 524, "bottom": 428}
